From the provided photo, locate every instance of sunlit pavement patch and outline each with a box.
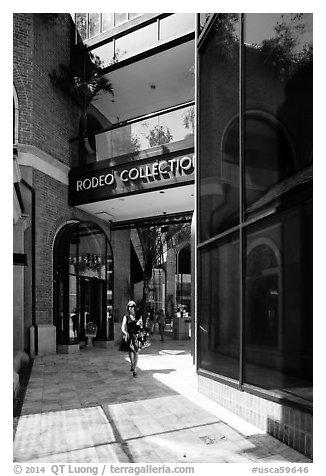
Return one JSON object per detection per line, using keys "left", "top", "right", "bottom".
{"left": 13, "top": 406, "right": 114, "bottom": 462}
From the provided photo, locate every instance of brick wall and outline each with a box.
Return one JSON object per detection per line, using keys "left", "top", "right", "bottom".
{"left": 13, "top": 13, "right": 112, "bottom": 344}
{"left": 13, "top": 13, "right": 80, "bottom": 166}
{"left": 13, "top": 13, "right": 34, "bottom": 145}
{"left": 33, "top": 168, "right": 111, "bottom": 326}
{"left": 198, "top": 374, "right": 313, "bottom": 459}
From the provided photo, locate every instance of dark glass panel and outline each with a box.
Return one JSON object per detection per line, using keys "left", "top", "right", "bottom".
{"left": 198, "top": 14, "right": 240, "bottom": 242}
{"left": 198, "top": 233, "right": 240, "bottom": 380}
{"left": 244, "top": 198, "right": 313, "bottom": 396}
{"left": 243, "top": 13, "right": 313, "bottom": 215}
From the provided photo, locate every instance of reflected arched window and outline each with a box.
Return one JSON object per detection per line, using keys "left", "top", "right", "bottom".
{"left": 53, "top": 221, "right": 113, "bottom": 346}
{"left": 246, "top": 239, "right": 281, "bottom": 348}
{"left": 223, "top": 112, "right": 295, "bottom": 210}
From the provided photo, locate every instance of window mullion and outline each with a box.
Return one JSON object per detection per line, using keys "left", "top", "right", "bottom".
{"left": 239, "top": 13, "right": 245, "bottom": 388}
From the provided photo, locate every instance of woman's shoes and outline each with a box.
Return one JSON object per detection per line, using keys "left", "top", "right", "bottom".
{"left": 133, "top": 371, "right": 137, "bottom": 377}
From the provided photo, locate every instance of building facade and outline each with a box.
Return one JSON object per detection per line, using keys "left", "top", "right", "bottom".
{"left": 196, "top": 14, "right": 313, "bottom": 458}
{"left": 13, "top": 13, "right": 312, "bottom": 458}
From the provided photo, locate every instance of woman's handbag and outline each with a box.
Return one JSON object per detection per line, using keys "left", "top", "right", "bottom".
{"left": 136, "top": 330, "right": 151, "bottom": 349}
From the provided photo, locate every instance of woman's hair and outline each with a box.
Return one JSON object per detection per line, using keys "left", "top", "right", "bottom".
{"left": 127, "top": 300, "right": 136, "bottom": 311}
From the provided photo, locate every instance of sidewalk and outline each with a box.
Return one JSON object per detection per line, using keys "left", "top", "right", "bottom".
{"left": 13, "top": 334, "right": 312, "bottom": 463}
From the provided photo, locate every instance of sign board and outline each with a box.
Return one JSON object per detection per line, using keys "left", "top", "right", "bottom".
{"left": 69, "top": 152, "right": 195, "bottom": 206}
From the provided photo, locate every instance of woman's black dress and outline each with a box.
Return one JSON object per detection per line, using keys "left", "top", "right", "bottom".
{"left": 119, "top": 315, "right": 142, "bottom": 352}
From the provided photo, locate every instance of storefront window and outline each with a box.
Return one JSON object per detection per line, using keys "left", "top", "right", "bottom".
{"left": 198, "top": 233, "right": 240, "bottom": 380}
{"left": 243, "top": 13, "right": 313, "bottom": 217}
{"left": 54, "top": 222, "right": 114, "bottom": 345}
{"left": 197, "top": 13, "right": 312, "bottom": 402}
{"left": 198, "top": 14, "right": 240, "bottom": 242}
{"left": 244, "top": 202, "right": 312, "bottom": 390}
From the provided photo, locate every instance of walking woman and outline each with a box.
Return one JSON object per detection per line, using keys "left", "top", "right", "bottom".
{"left": 119, "top": 300, "right": 143, "bottom": 377}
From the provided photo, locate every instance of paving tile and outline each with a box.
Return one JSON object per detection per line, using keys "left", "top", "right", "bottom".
{"left": 13, "top": 335, "right": 312, "bottom": 464}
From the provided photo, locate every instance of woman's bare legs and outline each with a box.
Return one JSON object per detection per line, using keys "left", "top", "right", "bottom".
{"left": 129, "top": 352, "right": 134, "bottom": 371}
{"left": 131, "top": 351, "right": 138, "bottom": 376}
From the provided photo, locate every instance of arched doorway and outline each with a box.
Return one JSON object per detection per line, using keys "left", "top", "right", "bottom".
{"left": 53, "top": 221, "right": 114, "bottom": 350}
{"left": 246, "top": 238, "right": 281, "bottom": 350}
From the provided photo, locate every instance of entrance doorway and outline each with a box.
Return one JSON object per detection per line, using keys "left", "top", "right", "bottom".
{"left": 78, "top": 277, "right": 106, "bottom": 342}
{"left": 53, "top": 221, "right": 114, "bottom": 348}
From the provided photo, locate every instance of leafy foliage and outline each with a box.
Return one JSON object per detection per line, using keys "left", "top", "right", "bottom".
{"left": 182, "top": 106, "right": 195, "bottom": 134}
{"left": 259, "top": 14, "right": 313, "bottom": 80}
{"left": 145, "top": 125, "right": 173, "bottom": 147}
{"left": 49, "top": 44, "right": 114, "bottom": 131}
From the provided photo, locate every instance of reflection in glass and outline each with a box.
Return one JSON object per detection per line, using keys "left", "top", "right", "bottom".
{"left": 71, "top": 104, "right": 194, "bottom": 166}
{"left": 198, "top": 14, "right": 240, "bottom": 242}
{"left": 244, "top": 203, "right": 312, "bottom": 393}
{"left": 198, "top": 233, "right": 240, "bottom": 380}
{"left": 89, "top": 13, "right": 100, "bottom": 38}
{"left": 223, "top": 114, "right": 295, "bottom": 213}
{"left": 75, "top": 13, "right": 87, "bottom": 42}
{"left": 176, "top": 246, "right": 191, "bottom": 316}
{"left": 197, "top": 13, "right": 313, "bottom": 403}
{"left": 54, "top": 222, "right": 114, "bottom": 345}
{"left": 244, "top": 13, "right": 313, "bottom": 215}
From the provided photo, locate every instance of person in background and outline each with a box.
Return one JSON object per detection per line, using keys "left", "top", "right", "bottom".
{"left": 156, "top": 309, "right": 166, "bottom": 341}
{"left": 119, "top": 300, "right": 143, "bottom": 377}
{"left": 145, "top": 308, "right": 155, "bottom": 335}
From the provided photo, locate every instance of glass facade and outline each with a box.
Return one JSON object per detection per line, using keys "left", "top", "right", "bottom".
{"left": 89, "top": 14, "right": 194, "bottom": 68}
{"left": 197, "top": 14, "right": 313, "bottom": 401}
{"left": 198, "top": 233, "right": 240, "bottom": 380}
{"left": 75, "top": 13, "right": 141, "bottom": 41}
{"left": 198, "top": 14, "right": 240, "bottom": 241}
{"left": 71, "top": 103, "right": 194, "bottom": 167}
